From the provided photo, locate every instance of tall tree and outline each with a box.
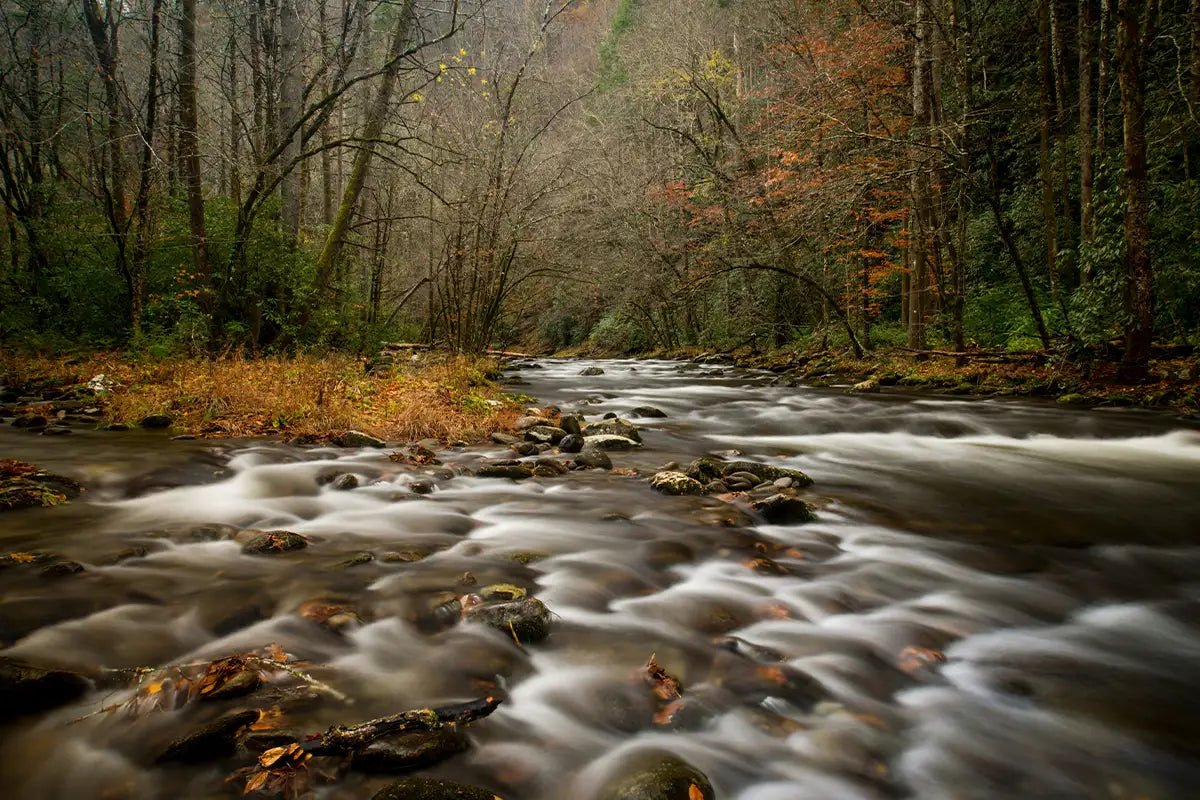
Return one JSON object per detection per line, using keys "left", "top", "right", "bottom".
{"left": 179, "top": 0, "right": 211, "bottom": 317}
{"left": 1116, "top": 0, "right": 1155, "bottom": 381}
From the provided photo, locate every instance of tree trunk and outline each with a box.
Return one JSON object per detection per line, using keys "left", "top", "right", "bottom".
{"left": 130, "top": 0, "right": 165, "bottom": 337}
{"left": 1116, "top": 0, "right": 1154, "bottom": 382}
{"left": 311, "top": 1, "right": 416, "bottom": 307}
{"left": 278, "top": 0, "right": 303, "bottom": 242}
{"left": 907, "top": 0, "right": 932, "bottom": 350}
{"left": 1080, "top": 0, "right": 1097, "bottom": 250}
{"left": 988, "top": 146, "right": 1052, "bottom": 350}
{"left": 180, "top": 0, "right": 210, "bottom": 322}
{"left": 1038, "top": 0, "right": 1060, "bottom": 305}
{"left": 1098, "top": 0, "right": 1113, "bottom": 152}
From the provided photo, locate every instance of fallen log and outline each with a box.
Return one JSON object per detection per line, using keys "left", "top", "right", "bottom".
{"left": 303, "top": 695, "right": 503, "bottom": 756}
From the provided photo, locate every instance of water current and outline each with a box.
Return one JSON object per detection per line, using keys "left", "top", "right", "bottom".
{"left": 3, "top": 358, "right": 1200, "bottom": 799}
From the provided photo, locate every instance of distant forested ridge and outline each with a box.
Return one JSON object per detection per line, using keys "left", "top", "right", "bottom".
{"left": 1, "top": 0, "right": 1197, "bottom": 379}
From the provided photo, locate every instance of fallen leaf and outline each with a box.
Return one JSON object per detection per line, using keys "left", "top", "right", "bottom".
{"left": 689, "top": 784, "right": 705, "bottom": 800}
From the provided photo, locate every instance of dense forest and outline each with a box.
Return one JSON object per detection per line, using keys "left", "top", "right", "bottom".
{"left": 1, "top": 0, "right": 1197, "bottom": 381}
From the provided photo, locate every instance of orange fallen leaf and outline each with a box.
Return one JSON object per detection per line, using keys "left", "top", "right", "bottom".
{"left": 689, "top": 784, "right": 705, "bottom": 800}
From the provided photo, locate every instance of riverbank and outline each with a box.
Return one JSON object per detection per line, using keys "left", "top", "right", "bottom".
{"left": 560, "top": 343, "right": 1200, "bottom": 416}
{"left": 0, "top": 352, "right": 520, "bottom": 442}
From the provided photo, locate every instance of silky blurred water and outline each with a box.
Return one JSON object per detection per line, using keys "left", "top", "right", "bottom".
{"left": 2, "top": 358, "right": 1199, "bottom": 799}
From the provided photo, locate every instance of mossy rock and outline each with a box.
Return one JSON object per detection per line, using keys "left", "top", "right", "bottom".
{"left": 507, "top": 550, "right": 550, "bottom": 565}
{"left": 0, "top": 461, "right": 83, "bottom": 511}
{"left": 597, "top": 752, "right": 716, "bottom": 800}
{"left": 649, "top": 472, "right": 705, "bottom": 496}
{"left": 1056, "top": 393, "right": 1090, "bottom": 405}
{"left": 464, "top": 598, "right": 551, "bottom": 643}
{"left": 373, "top": 778, "right": 503, "bottom": 800}
{"left": 479, "top": 583, "right": 527, "bottom": 602}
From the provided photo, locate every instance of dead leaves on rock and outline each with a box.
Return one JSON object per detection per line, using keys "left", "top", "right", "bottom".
{"left": 234, "top": 741, "right": 313, "bottom": 798}
{"left": 641, "top": 654, "right": 686, "bottom": 726}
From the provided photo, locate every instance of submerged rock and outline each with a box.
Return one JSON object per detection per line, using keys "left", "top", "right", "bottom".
{"left": 685, "top": 458, "right": 812, "bottom": 488}
{"left": 0, "top": 460, "right": 83, "bottom": 511}
{"left": 751, "top": 494, "right": 816, "bottom": 525}
{"left": 156, "top": 709, "right": 259, "bottom": 763}
{"left": 372, "top": 778, "right": 503, "bottom": 800}
{"left": 0, "top": 657, "right": 91, "bottom": 721}
{"left": 597, "top": 752, "right": 716, "bottom": 800}
{"left": 241, "top": 530, "right": 309, "bottom": 554}
{"left": 650, "top": 472, "right": 705, "bottom": 496}
{"left": 351, "top": 727, "right": 470, "bottom": 774}
{"left": 574, "top": 448, "right": 613, "bottom": 470}
{"left": 476, "top": 464, "right": 535, "bottom": 480}
{"left": 12, "top": 412, "right": 47, "bottom": 429}
{"left": 579, "top": 367, "right": 605, "bottom": 376}
{"left": 464, "top": 597, "right": 551, "bottom": 643}
{"left": 629, "top": 406, "right": 668, "bottom": 418}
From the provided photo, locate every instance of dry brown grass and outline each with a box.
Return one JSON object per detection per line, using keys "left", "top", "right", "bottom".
{"left": 0, "top": 351, "right": 521, "bottom": 441}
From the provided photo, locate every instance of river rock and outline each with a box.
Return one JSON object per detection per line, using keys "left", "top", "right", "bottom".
{"left": 241, "top": 530, "right": 310, "bottom": 554}
{"left": 511, "top": 441, "right": 539, "bottom": 456}
{"left": 464, "top": 597, "right": 551, "bottom": 643}
{"left": 560, "top": 414, "right": 583, "bottom": 436}
{"left": 751, "top": 494, "right": 816, "bottom": 524}
{"left": 629, "top": 406, "right": 668, "bottom": 418}
{"left": 0, "top": 656, "right": 91, "bottom": 720}
{"left": 850, "top": 379, "right": 880, "bottom": 393}
{"left": 156, "top": 709, "right": 259, "bottom": 763}
{"left": 139, "top": 413, "right": 174, "bottom": 428}
{"left": 558, "top": 433, "right": 584, "bottom": 453}
{"left": 583, "top": 434, "right": 640, "bottom": 451}
{"left": 579, "top": 367, "right": 605, "bottom": 376}
{"left": 41, "top": 425, "right": 71, "bottom": 436}
{"left": 480, "top": 583, "right": 527, "bottom": 602}
{"left": 650, "top": 472, "right": 705, "bottom": 496}
{"left": 586, "top": 417, "right": 643, "bottom": 443}
{"left": 476, "top": 464, "right": 535, "bottom": 480}
{"left": 525, "top": 425, "right": 567, "bottom": 444}
{"left": 331, "top": 473, "right": 359, "bottom": 490}
{"left": 337, "top": 430, "right": 386, "bottom": 448}
{"left": 597, "top": 752, "right": 715, "bottom": 800}
{"left": 352, "top": 727, "right": 470, "bottom": 774}
{"left": 532, "top": 458, "right": 570, "bottom": 476}
{"left": 12, "top": 412, "right": 47, "bottom": 429}
{"left": 687, "top": 459, "right": 812, "bottom": 488}
{"left": 490, "top": 432, "right": 520, "bottom": 445}
{"left": 574, "top": 448, "right": 613, "bottom": 470}
{"left": 372, "top": 778, "right": 503, "bottom": 800}
{"left": 0, "top": 462, "right": 84, "bottom": 510}
{"left": 515, "top": 415, "right": 548, "bottom": 431}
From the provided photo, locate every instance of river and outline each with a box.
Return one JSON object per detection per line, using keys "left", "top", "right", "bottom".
{"left": 3, "top": 358, "right": 1200, "bottom": 799}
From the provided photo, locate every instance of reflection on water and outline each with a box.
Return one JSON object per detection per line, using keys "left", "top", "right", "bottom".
{"left": 2, "top": 359, "right": 1200, "bottom": 799}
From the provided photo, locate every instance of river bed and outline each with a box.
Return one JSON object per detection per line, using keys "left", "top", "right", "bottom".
{"left": 3, "top": 358, "right": 1200, "bottom": 799}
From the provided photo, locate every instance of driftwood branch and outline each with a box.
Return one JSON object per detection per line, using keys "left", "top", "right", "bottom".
{"left": 303, "top": 695, "right": 502, "bottom": 756}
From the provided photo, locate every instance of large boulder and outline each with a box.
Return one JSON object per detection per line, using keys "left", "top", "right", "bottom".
{"left": 583, "top": 435, "right": 641, "bottom": 451}
{"left": 574, "top": 448, "right": 613, "bottom": 470}
{"left": 584, "top": 418, "right": 642, "bottom": 443}
{"left": 649, "top": 472, "right": 705, "bottom": 496}
{"left": 597, "top": 752, "right": 715, "bottom": 800}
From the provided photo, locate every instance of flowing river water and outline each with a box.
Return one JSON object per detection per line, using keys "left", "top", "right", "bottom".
{"left": 3, "top": 358, "right": 1200, "bottom": 799}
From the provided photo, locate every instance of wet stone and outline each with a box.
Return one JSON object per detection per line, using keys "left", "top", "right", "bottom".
{"left": 751, "top": 494, "right": 817, "bottom": 525}
{"left": 583, "top": 434, "right": 640, "bottom": 451}
{"left": 337, "top": 430, "right": 386, "bottom": 448}
{"left": 477, "top": 464, "right": 535, "bottom": 480}
{"left": 525, "top": 425, "right": 567, "bottom": 444}
{"left": 41, "top": 560, "right": 86, "bottom": 578}
{"left": 560, "top": 414, "right": 583, "bottom": 436}
{"left": 629, "top": 406, "right": 668, "bottom": 418}
{"left": 511, "top": 441, "right": 539, "bottom": 456}
{"left": 464, "top": 597, "right": 552, "bottom": 643}
{"left": 409, "top": 480, "right": 435, "bottom": 495}
{"left": 480, "top": 583, "right": 528, "bottom": 602}
{"left": 0, "top": 656, "right": 91, "bottom": 721}
{"left": 372, "top": 778, "right": 503, "bottom": 800}
{"left": 335, "top": 551, "right": 376, "bottom": 568}
{"left": 139, "top": 413, "right": 173, "bottom": 428}
{"left": 579, "top": 367, "right": 605, "bottom": 376}
{"left": 597, "top": 752, "right": 715, "bottom": 800}
{"left": 331, "top": 472, "right": 360, "bottom": 490}
{"left": 351, "top": 727, "right": 470, "bottom": 774}
{"left": 574, "top": 448, "right": 613, "bottom": 470}
{"left": 490, "top": 432, "right": 520, "bottom": 445}
{"left": 650, "top": 472, "right": 705, "bottom": 496}
{"left": 241, "top": 530, "right": 310, "bottom": 554}
{"left": 586, "top": 418, "right": 642, "bottom": 443}
{"left": 156, "top": 709, "right": 259, "bottom": 763}
{"left": 12, "top": 413, "right": 47, "bottom": 429}
{"left": 558, "top": 433, "right": 584, "bottom": 453}
{"left": 532, "top": 457, "right": 569, "bottom": 477}
{"left": 41, "top": 425, "right": 72, "bottom": 436}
